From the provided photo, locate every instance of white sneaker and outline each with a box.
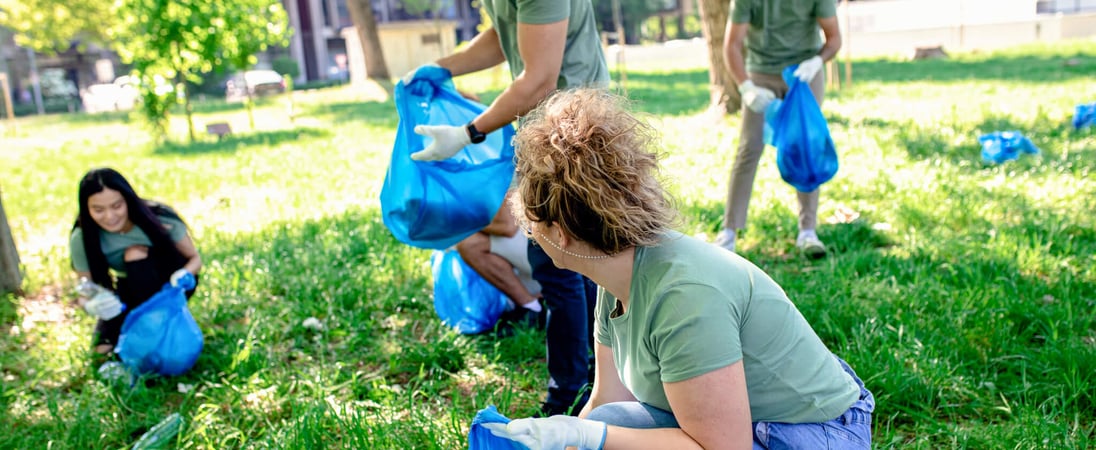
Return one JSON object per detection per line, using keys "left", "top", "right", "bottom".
{"left": 796, "top": 232, "right": 826, "bottom": 259}
{"left": 714, "top": 229, "right": 736, "bottom": 253}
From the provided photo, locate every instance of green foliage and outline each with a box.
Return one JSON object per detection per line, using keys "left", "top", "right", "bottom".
{"left": 219, "top": 0, "right": 291, "bottom": 71}
{"left": 105, "top": 0, "right": 289, "bottom": 141}
{"left": 272, "top": 56, "right": 301, "bottom": 80}
{"left": 641, "top": 7, "right": 703, "bottom": 42}
{"left": 0, "top": 0, "right": 114, "bottom": 53}
{"left": 1, "top": 41, "right": 1095, "bottom": 448}
{"left": 401, "top": 0, "right": 452, "bottom": 17}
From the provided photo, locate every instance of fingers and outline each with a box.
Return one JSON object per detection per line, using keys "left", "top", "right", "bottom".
{"left": 482, "top": 422, "right": 511, "bottom": 438}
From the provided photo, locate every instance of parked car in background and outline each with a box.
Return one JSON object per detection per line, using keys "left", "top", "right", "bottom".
{"left": 81, "top": 75, "right": 140, "bottom": 113}
{"left": 225, "top": 70, "right": 287, "bottom": 102}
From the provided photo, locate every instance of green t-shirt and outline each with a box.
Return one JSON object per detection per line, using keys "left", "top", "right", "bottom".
{"left": 595, "top": 232, "right": 859, "bottom": 423}
{"left": 70, "top": 216, "right": 187, "bottom": 277}
{"left": 731, "top": 0, "right": 837, "bottom": 74}
{"left": 481, "top": 0, "right": 610, "bottom": 89}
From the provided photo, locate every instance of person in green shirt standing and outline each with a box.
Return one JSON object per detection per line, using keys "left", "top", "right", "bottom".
{"left": 401, "top": 0, "right": 610, "bottom": 416}
{"left": 714, "top": 0, "right": 843, "bottom": 259}
{"left": 485, "top": 89, "right": 872, "bottom": 449}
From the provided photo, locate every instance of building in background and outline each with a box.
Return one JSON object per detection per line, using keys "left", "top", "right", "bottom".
{"left": 280, "top": 0, "right": 481, "bottom": 84}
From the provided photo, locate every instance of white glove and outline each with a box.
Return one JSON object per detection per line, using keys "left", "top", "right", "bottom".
{"left": 401, "top": 62, "right": 440, "bottom": 86}
{"left": 793, "top": 55, "right": 824, "bottom": 83}
{"left": 484, "top": 416, "right": 607, "bottom": 450}
{"left": 410, "top": 124, "right": 472, "bottom": 161}
{"left": 84, "top": 290, "right": 124, "bottom": 320}
{"left": 169, "top": 268, "right": 191, "bottom": 287}
{"left": 738, "top": 80, "right": 776, "bottom": 113}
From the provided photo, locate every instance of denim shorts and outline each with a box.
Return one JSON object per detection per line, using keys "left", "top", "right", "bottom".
{"left": 586, "top": 356, "right": 874, "bottom": 449}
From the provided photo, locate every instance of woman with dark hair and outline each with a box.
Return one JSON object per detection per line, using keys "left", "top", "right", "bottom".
{"left": 485, "top": 89, "right": 873, "bottom": 449}
{"left": 71, "top": 168, "right": 201, "bottom": 354}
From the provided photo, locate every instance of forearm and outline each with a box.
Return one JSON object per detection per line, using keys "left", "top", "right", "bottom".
{"left": 469, "top": 76, "right": 553, "bottom": 134}
{"left": 183, "top": 254, "right": 202, "bottom": 276}
{"left": 817, "top": 35, "right": 842, "bottom": 62}
{"left": 725, "top": 46, "right": 749, "bottom": 85}
{"left": 436, "top": 28, "right": 507, "bottom": 77}
{"left": 603, "top": 426, "right": 705, "bottom": 450}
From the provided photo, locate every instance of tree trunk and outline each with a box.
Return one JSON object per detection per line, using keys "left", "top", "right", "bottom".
{"left": 0, "top": 189, "right": 22, "bottom": 295}
{"left": 697, "top": 0, "right": 741, "bottom": 115}
{"left": 347, "top": 0, "right": 391, "bottom": 80}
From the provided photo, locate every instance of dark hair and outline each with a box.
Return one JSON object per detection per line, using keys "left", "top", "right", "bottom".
{"left": 74, "top": 168, "right": 187, "bottom": 289}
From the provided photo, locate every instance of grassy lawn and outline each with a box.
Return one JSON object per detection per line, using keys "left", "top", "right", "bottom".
{"left": 2, "top": 40, "right": 1094, "bottom": 449}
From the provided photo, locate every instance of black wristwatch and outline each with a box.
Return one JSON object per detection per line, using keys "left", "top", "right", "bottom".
{"left": 466, "top": 122, "right": 487, "bottom": 144}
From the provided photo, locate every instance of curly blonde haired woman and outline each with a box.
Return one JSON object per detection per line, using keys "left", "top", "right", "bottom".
{"left": 485, "top": 89, "right": 873, "bottom": 450}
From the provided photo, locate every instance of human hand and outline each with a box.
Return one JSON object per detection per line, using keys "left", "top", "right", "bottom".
{"left": 84, "top": 290, "right": 124, "bottom": 320}
{"left": 793, "top": 55, "right": 824, "bottom": 83}
{"left": 738, "top": 80, "right": 776, "bottom": 113}
{"left": 169, "top": 268, "right": 194, "bottom": 288}
{"left": 401, "top": 62, "right": 441, "bottom": 86}
{"left": 483, "top": 416, "right": 607, "bottom": 450}
{"left": 410, "top": 124, "right": 472, "bottom": 161}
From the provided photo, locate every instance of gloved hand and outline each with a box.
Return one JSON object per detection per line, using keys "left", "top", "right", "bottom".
{"left": 738, "top": 80, "right": 776, "bottom": 113}
{"left": 401, "top": 62, "right": 441, "bottom": 86}
{"left": 484, "top": 416, "right": 607, "bottom": 450}
{"left": 169, "top": 268, "right": 194, "bottom": 288}
{"left": 793, "top": 55, "right": 824, "bottom": 83}
{"left": 84, "top": 290, "right": 125, "bottom": 320}
{"left": 410, "top": 124, "right": 472, "bottom": 161}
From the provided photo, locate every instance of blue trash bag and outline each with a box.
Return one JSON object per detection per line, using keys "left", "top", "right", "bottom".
{"left": 469, "top": 405, "right": 529, "bottom": 450}
{"left": 978, "top": 131, "right": 1040, "bottom": 164}
{"left": 1073, "top": 102, "right": 1096, "bottom": 130}
{"left": 764, "top": 66, "right": 839, "bottom": 193}
{"left": 380, "top": 65, "right": 516, "bottom": 250}
{"left": 431, "top": 249, "right": 509, "bottom": 335}
{"left": 116, "top": 272, "right": 203, "bottom": 376}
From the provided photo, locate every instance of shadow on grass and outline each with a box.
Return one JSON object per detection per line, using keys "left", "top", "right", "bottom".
{"left": 874, "top": 112, "right": 1096, "bottom": 174}
{"left": 302, "top": 99, "right": 399, "bottom": 127}
{"left": 59, "top": 110, "right": 136, "bottom": 125}
{"left": 152, "top": 126, "right": 332, "bottom": 155}
{"left": 851, "top": 51, "right": 1096, "bottom": 84}
{"left": 623, "top": 69, "right": 710, "bottom": 116}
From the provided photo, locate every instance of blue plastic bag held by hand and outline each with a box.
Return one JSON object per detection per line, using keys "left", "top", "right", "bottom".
{"left": 469, "top": 405, "right": 529, "bottom": 450}
{"left": 431, "top": 249, "right": 508, "bottom": 335}
{"left": 1073, "top": 102, "right": 1096, "bottom": 130}
{"left": 116, "top": 273, "right": 203, "bottom": 376}
{"left": 765, "top": 66, "right": 839, "bottom": 193}
{"left": 978, "top": 131, "right": 1040, "bottom": 164}
{"left": 380, "top": 66, "right": 516, "bottom": 249}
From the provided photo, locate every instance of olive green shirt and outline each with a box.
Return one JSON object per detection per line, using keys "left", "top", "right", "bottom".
{"left": 70, "top": 216, "right": 187, "bottom": 277}
{"left": 481, "top": 0, "right": 610, "bottom": 89}
{"left": 595, "top": 233, "right": 859, "bottom": 423}
{"left": 732, "top": 0, "right": 837, "bottom": 74}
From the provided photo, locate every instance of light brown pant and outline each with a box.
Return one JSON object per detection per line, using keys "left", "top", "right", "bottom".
{"left": 723, "top": 70, "right": 826, "bottom": 232}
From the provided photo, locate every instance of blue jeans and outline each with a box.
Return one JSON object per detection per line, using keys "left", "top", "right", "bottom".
{"left": 528, "top": 242, "right": 595, "bottom": 410}
{"left": 586, "top": 356, "right": 874, "bottom": 449}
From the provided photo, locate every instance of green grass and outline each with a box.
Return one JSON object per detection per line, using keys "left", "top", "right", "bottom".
{"left": 2, "top": 39, "right": 1095, "bottom": 449}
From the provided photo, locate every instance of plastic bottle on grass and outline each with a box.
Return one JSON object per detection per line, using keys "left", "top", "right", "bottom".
{"left": 76, "top": 277, "right": 125, "bottom": 319}
{"left": 132, "top": 413, "right": 183, "bottom": 449}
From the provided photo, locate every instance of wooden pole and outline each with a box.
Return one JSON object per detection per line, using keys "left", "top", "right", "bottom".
{"left": 611, "top": 0, "right": 627, "bottom": 96}
{"left": 843, "top": 0, "right": 852, "bottom": 86}
{"left": 0, "top": 187, "right": 23, "bottom": 296}
{"left": 0, "top": 73, "right": 14, "bottom": 126}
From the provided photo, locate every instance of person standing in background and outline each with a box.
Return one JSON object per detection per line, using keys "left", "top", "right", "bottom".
{"left": 715, "top": 0, "right": 842, "bottom": 258}
{"left": 402, "top": 0, "right": 610, "bottom": 416}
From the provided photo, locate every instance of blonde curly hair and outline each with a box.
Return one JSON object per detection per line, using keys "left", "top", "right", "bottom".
{"left": 512, "top": 88, "right": 676, "bottom": 255}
